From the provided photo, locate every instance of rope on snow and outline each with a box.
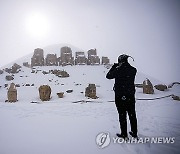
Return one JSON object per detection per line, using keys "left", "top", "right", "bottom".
{"left": 136, "top": 94, "right": 173, "bottom": 101}
{"left": 107, "top": 94, "right": 173, "bottom": 102}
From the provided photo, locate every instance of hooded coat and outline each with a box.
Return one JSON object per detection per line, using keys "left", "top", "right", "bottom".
{"left": 106, "top": 62, "right": 137, "bottom": 96}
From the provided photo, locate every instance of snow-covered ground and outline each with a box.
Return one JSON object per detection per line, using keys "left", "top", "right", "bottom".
{"left": 0, "top": 65, "right": 180, "bottom": 154}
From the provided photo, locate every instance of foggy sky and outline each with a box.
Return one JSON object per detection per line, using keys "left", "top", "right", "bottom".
{"left": 0, "top": 0, "right": 180, "bottom": 83}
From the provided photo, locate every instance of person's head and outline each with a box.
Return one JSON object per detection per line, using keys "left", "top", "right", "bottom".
{"left": 118, "top": 54, "right": 134, "bottom": 64}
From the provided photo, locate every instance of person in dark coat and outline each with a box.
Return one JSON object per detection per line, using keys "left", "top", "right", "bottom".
{"left": 106, "top": 54, "right": 138, "bottom": 139}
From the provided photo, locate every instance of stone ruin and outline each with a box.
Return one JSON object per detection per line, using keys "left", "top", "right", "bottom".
{"left": 57, "top": 92, "right": 64, "bottom": 98}
{"left": 23, "top": 62, "right": 30, "bottom": 68}
{"left": 11, "top": 63, "right": 21, "bottom": 73}
{"left": 60, "top": 46, "right": 74, "bottom": 66}
{"left": 75, "top": 52, "right": 87, "bottom": 65}
{"left": 30, "top": 46, "right": 110, "bottom": 66}
{"left": 45, "top": 54, "right": 58, "bottom": 66}
{"left": 87, "top": 49, "right": 100, "bottom": 65}
{"left": 6, "top": 75, "right": 14, "bottom": 81}
{"left": 39, "top": 85, "right": 51, "bottom": 101}
{"left": 4, "top": 63, "right": 21, "bottom": 74}
{"left": 31, "top": 48, "right": 44, "bottom": 67}
{"left": 85, "top": 84, "right": 98, "bottom": 99}
{"left": 42, "top": 71, "right": 49, "bottom": 75}
{"left": 143, "top": 79, "right": 154, "bottom": 94}
{"left": 154, "top": 84, "right": 167, "bottom": 91}
{"left": 0, "top": 70, "right": 3, "bottom": 74}
{"left": 7, "top": 83, "right": 17, "bottom": 102}
{"left": 102, "top": 57, "right": 110, "bottom": 65}
{"left": 172, "top": 95, "right": 180, "bottom": 101}
{"left": 50, "top": 69, "right": 69, "bottom": 78}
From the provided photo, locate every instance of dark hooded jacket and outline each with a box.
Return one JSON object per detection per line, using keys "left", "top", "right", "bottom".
{"left": 106, "top": 62, "right": 137, "bottom": 96}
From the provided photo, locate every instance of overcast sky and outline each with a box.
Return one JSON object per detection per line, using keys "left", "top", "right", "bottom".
{"left": 0, "top": 0, "right": 179, "bottom": 83}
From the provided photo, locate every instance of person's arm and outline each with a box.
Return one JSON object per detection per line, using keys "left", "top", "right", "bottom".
{"left": 106, "top": 63, "right": 118, "bottom": 79}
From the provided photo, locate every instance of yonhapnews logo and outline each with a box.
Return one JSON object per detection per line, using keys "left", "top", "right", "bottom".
{"left": 96, "top": 132, "right": 111, "bottom": 148}
{"left": 95, "top": 132, "right": 175, "bottom": 149}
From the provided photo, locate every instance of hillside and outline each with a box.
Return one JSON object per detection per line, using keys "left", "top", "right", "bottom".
{"left": 1, "top": 64, "right": 178, "bottom": 103}
{"left": 0, "top": 56, "right": 180, "bottom": 154}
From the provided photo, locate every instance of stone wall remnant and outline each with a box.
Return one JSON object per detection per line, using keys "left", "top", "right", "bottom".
{"left": 30, "top": 46, "right": 110, "bottom": 66}
{"left": 102, "top": 57, "right": 110, "bottom": 65}
{"left": 31, "top": 48, "right": 44, "bottom": 67}
{"left": 60, "top": 46, "right": 74, "bottom": 66}
{"left": 75, "top": 52, "right": 87, "bottom": 65}
{"left": 87, "top": 49, "right": 100, "bottom": 65}
{"left": 45, "top": 54, "right": 58, "bottom": 66}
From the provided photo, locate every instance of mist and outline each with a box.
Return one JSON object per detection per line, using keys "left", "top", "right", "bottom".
{"left": 0, "top": 0, "right": 179, "bottom": 83}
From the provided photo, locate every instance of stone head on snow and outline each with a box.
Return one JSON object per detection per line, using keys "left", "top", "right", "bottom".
{"left": 7, "top": 83, "right": 17, "bottom": 102}
{"left": 39, "top": 85, "right": 51, "bottom": 101}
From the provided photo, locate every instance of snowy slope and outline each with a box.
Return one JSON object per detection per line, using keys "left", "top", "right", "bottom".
{"left": 0, "top": 63, "right": 180, "bottom": 154}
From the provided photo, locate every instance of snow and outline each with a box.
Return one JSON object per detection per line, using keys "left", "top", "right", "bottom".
{"left": 0, "top": 64, "right": 180, "bottom": 154}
